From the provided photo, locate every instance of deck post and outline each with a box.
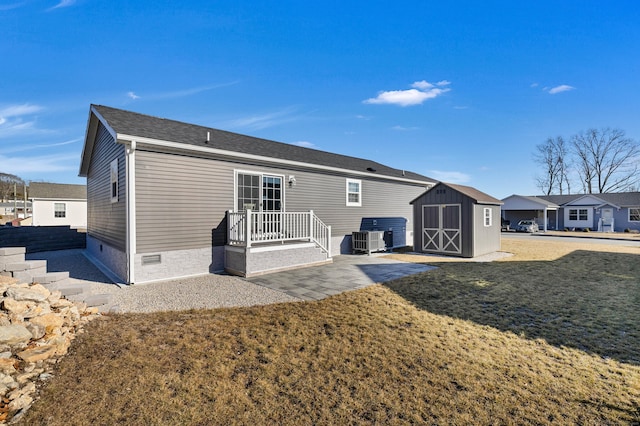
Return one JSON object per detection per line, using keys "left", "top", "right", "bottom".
{"left": 246, "top": 209, "right": 252, "bottom": 248}
{"left": 327, "top": 225, "right": 332, "bottom": 256}
{"left": 309, "top": 210, "right": 314, "bottom": 242}
{"left": 227, "top": 210, "right": 232, "bottom": 243}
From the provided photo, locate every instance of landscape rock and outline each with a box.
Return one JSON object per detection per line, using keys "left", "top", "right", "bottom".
{"left": 0, "top": 266, "right": 101, "bottom": 423}
{"left": 17, "top": 345, "right": 57, "bottom": 363}
{"left": 0, "top": 326, "right": 32, "bottom": 346}
{"left": 5, "top": 288, "right": 47, "bottom": 303}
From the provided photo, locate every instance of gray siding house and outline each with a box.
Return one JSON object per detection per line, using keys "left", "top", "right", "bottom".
{"left": 411, "top": 182, "right": 502, "bottom": 258}
{"left": 502, "top": 193, "right": 640, "bottom": 232}
{"left": 79, "top": 105, "right": 435, "bottom": 284}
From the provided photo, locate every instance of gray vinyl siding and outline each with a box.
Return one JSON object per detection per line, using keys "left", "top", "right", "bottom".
{"left": 135, "top": 150, "right": 234, "bottom": 253}
{"left": 134, "top": 149, "right": 428, "bottom": 253}
{"left": 86, "top": 124, "right": 126, "bottom": 251}
{"left": 472, "top": 204, "right": 501, "bottom": 257}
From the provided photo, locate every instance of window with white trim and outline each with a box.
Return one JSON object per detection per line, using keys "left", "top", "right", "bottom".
{"left": 630, "top": 208, "right": 640, "bottom": 222}
{"left": 346, "top": 179, "right": 361, "bottom": 207}
{"left": 568, "top": 208, "right": 588, "bottom": 221}
{"left": 110, "top": 159, "right": 118, "bottom": 203}
{"left": 54, "top": 203, "right": 66, "bottom": 218}
{"left": 483, "top": 208, "right": 492, "bottom": 227}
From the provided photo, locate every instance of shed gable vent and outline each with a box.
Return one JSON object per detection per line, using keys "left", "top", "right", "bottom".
{"left": 142, "top": 254, "right": 162, "bottom": 265}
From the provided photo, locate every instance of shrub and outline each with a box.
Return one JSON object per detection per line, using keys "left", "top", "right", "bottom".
{"left": 583, "top": 227, "right": 590, "bottom": 232}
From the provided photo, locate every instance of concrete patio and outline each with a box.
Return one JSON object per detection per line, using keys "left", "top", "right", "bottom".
{"left": 247, "top": 253, "right": 436, "bottom": 301}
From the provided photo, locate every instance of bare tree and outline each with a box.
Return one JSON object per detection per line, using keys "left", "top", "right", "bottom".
{"left": 571, "top": 128, "right": 640, "bottom": 193}
{"left": 0, "top": 173, "right": 25, "bottom": 201}
{"left": 534, "top": 136, "right": 571, "bottom": 195}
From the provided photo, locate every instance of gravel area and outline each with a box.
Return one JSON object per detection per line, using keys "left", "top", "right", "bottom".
{"left": 26, "top": 249, "right": 300, "bottom": 313}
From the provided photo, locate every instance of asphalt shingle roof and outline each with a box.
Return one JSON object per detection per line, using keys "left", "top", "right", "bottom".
{"left": 92, "top": 105, "right": 434, "bottom": 183}
{"left": 29, "top": 183, "right": 86, "bottom": 200}
{"left": 538, "top": 192, "right": 640, "bottom": 207}
{"left": 411, "top": 182, "right": 502, "bottom": 205}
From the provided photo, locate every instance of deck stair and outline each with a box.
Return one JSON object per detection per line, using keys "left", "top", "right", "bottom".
{"left": 0, "top": 247, "right": 108, "bottom": 307}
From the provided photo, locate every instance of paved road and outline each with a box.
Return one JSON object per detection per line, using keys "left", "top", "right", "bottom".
{"left": 502, "top": 232, "right": 640, "bottom": 247}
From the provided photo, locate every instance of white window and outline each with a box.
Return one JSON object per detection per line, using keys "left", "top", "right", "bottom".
{"left": 54, "top": 203, "right": 66, "bottom": 218}
{"left": 569, "top": 208, "right": 588, "bottom": 221}
{"left": 484, "top": 208, "right": 492, "bottom": 227}
{"left": 346, "top": 179, "right": 361, "bottom": 207}
{"left": 110, "top": 159, "right": 118, "bottom": 203}
{"left": 630, "top": 208, "right": 640, "bottom": 222}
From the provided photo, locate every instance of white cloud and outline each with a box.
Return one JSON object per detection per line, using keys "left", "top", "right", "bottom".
{"left": 127, "top": 91, "right": 140, "bottom": 100}
{"left": 391, "top": 125, "right": 419, "bottom": 131}
{"left": 435, "top": 80, "right": 451, "bottom": 86}
{"left": 50, "top": 0, "right": 75, "bottom": 9}
{"left": 226, "top": 107, "right": 299, "bottom": 130}
{"left": 2, "top": 138, "right": 81, "bottom": 154}
{"left": 428, "top": 170, "right": 471, "bottom": 184}
{"left": 530, "top": 83, "right": 539, "bottom": 88}
{"left": 0, "top": 104, "right": 44, "bottom": 139}
{"left": 364, "top": 80, "right": 451, "bottom": 107}
{"left": 355, "top": 114, "right": 371, "bottom": 120}
{"left": 0, "top": 153, "right": 78, "bottom": 174}
{"left": 0, "top": 104, "right": 42, "bottom": 118}
{"left": 547, "top": 84, "right": 575, "bottom": 95}
{"left": 293, "top": 141, "right": 316, "bottom": 148}
{"left": 411, "top": 81, "right": 434, "bottom": 90}
{"left": 0, "top": 2, "right": 24, "bottom": 11}
{"left": 453, "top": 106, "right": 469, "bottom": 110}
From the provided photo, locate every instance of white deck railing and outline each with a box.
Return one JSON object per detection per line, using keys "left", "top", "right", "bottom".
{"left": 227, "top": 210, "right": 331, "bottom": 255}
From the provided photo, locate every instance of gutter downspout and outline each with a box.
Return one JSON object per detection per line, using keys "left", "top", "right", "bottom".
{"left": 126, "top": 140, "right": 137, "bottom": 284}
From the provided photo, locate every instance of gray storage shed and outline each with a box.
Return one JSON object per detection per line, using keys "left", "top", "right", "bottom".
{"left": 410, "top": 182, "right": 502, "bottom": 258}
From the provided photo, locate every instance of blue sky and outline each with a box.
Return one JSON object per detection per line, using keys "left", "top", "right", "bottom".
{"left": 1, "top": 1, "right": 639, "bottom": 198}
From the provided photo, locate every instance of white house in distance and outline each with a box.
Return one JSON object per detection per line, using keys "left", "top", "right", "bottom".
{"left": 29, "top": 182, "right": 87, "bottom": 228}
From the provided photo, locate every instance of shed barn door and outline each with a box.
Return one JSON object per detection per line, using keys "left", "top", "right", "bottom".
{"left": 422, "top": 204, "right": 462, "bottom": 254}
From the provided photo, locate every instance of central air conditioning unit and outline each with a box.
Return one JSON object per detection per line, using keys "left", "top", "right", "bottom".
{"left": 351, "top": 230, "right": 386, "bottom": 255}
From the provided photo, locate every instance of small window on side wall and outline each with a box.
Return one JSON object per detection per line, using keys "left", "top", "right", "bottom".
{"left": 110, "top": 159, "right": 118, "bottom": 203}
{"left": 54, "top": 203, "right": 66, "bottom": 218}
{"left": 346, "top": 178, "right": 361, "bottom": 207}
{"left": 484, "top": 207, "right": 492, "bottom": 227}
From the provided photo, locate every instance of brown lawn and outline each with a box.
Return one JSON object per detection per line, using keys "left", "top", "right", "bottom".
{"left": 20, "top": 238, "right": 640, "bottom": 425}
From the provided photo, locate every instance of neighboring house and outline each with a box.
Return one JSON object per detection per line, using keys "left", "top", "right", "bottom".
{"left": 411, "top": 182, "right": 502, "bottom": 257}
{"left": 500, "top": 195, "right": 560, "bottom": 232}
{"left": 79, "top": 105, "right": 435, "bottom": 284}
{"left": 502, "top": 192, "right": 640, "bottom": 232}
{"left": 0, "top": 202, "right": 32, "bottom": 219}
{"left": 29, "top": 182, "right": 87, "bottom": 228}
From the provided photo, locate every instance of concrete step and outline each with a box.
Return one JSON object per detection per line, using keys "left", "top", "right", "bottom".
{"left": 4, "top": 260, "right": 47, "bottom": 272}
{"left": 71, "top": 293, "right": 111, "bottom": 308}
{"left": 42, "top": 282, "right": 84, "bottom": 297}
{"left": 0, "top": 247, "right": 26, "bottom": 271}
{"left": 31, "top": 271, "right": 70, "bottom": 285}
{"left": 0, "top": 247, "right": 26, "bottom": 256}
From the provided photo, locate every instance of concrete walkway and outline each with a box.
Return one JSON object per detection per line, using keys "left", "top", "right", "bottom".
{"left": 248, "top": 254, "right": 436, "bottom": 301}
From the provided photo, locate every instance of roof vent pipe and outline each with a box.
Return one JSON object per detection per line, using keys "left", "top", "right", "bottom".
{"left": 206, "top": 131, "right": 210, "bottom": 143}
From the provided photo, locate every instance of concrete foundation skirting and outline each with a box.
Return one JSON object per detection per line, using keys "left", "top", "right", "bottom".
{"left": 225, "top": 242, "right": 332, "bottom": 278}
{"left": 86, "top": 235, "right": 127, "bottom": 283}
{"left": 134, "top": 246, "right": 225, "bottom": 284}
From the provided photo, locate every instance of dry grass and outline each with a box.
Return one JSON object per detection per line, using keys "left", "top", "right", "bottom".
{"left": 21, "top": 239, "right": 640, "bottom": 425}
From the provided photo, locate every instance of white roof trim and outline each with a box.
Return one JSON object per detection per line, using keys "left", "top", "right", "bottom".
{"left": 116, "top": 133, "right": 435, "bottom": 186}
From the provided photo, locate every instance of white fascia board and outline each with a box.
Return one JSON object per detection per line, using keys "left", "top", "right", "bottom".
{"left": 116, "top": 133, "right": 434, "bottom": 187}
{"left": 79, "top": 107, "right": 118, "bottom": 177}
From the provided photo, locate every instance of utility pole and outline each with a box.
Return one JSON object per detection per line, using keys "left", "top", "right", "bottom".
{"left": 13, "top": 183, "right": 17, "bottom": 220}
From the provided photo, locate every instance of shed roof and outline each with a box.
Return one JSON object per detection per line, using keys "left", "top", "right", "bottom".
{"left": 411, "top": 182, "right": 503, "bottom": 205}
{"left": 82, "top": 105, "right": 434, "bottom": 184}
{"left": 29, "top": 182, "right": 86, "bottom": 200}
